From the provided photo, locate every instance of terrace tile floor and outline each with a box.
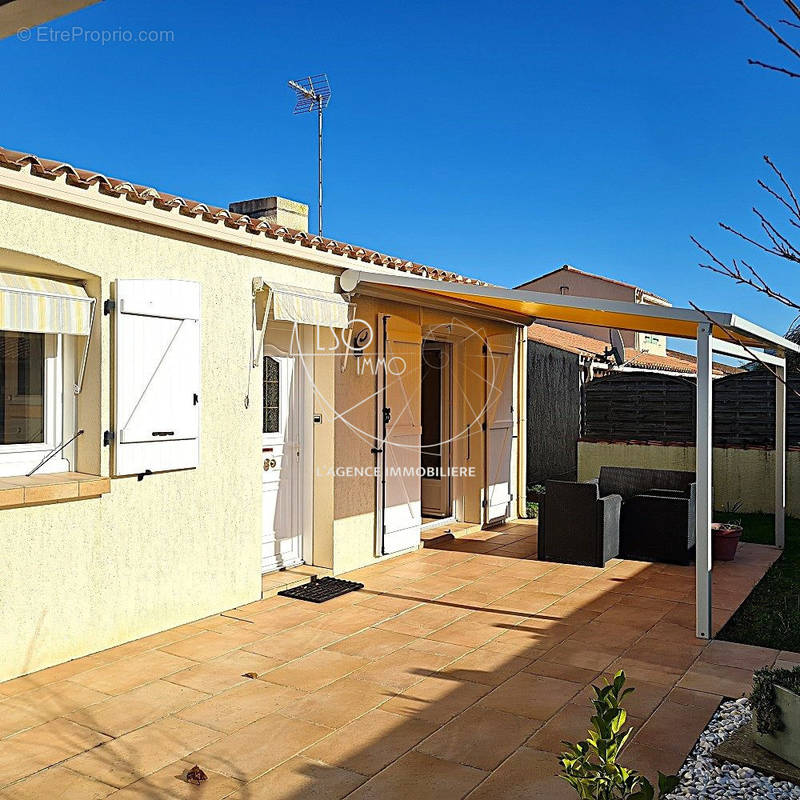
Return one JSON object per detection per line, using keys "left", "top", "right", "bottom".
{"left": 0, "top": 520, "right": 795, "bottom": 799}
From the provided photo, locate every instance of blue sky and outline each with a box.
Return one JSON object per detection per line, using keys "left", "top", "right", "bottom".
{"left": 1, "top": 0, "right": 797, "bottom": 341}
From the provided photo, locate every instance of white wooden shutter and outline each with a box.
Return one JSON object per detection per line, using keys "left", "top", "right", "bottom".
{"left": 114, "top": 279, "right": 201, "bottom": 476}
{"left": 377, "top": 314, "right": 422, "bottom": 555}
{"left": 485, "top": 334, "right": 515, "bottom": 524}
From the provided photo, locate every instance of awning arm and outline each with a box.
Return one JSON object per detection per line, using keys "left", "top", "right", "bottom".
{"left": 74, "top": 297, "right": 97, "bottom": 394}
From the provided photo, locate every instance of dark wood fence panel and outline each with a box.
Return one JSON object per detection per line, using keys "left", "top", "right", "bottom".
{"left": 581, "top": 368, "right": 800, "bottom": 447}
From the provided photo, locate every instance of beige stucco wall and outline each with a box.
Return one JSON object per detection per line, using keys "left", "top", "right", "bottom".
{"left": 0, "top": 191, "right": 340, "bottom": 682}
{"left": 578, "top": 441, "right": 800, "bottom": 517}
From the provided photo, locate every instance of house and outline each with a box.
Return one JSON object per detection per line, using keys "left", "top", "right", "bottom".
{"left": 517, "top": 264, "right": 671, "bottom": 355}
{"left": 525, "top": 322, "right": 740, "bottom": 486}
{"left": 0, "top": 0, "right": 101, "bottom": 38}
{"left": 0, "top": 146, "right": 528, "bottom": 683}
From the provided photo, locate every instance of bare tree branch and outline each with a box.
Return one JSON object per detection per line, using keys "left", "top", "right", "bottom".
{"left": 736, "top": 0, "right": 800, "bottom": 59}
{"left": 747, "top": 58, "right": 800, "bottom": 76}
{"left": 688, "top": 301, "right": 800, "bottom": 399}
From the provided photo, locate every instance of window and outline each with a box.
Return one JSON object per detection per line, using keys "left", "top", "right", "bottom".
{"left": 263, "top": 356, "right": 280, "bottom": 434}
{"left": 0, "top": 332, "right": 74, "bottom": 477}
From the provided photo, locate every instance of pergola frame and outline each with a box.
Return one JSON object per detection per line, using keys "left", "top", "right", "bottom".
{"left": 340, "top": 268, "right": 798, "bottom": 639}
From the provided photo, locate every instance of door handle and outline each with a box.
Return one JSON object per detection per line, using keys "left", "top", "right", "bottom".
{"left": 263, "top": 457, "right": 277, "bottom": 470}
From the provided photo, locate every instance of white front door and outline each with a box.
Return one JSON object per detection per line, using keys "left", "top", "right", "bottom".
{"left": 262, "top": 350, "right": 303, "bottom": 572}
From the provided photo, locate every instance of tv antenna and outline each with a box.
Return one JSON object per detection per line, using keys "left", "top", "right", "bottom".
{"left": 604, "top": 328, "right": 625, "bottom": 367}
{"left": 288, "top": 73, "right": 332, "bottom": 236}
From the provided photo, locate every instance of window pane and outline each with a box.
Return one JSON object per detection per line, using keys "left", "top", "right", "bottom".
{"left": 263, "top": 356, "right": 280, "bottom": 434}
{"left": 0, "top": 332, "right": 45, "bottom": 445}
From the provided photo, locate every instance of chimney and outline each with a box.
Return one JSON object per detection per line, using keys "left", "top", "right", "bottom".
{"left": 229, "top": 197, "right": 309, "bottom": 232}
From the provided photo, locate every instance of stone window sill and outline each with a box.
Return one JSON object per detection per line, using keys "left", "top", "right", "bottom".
{"left": 0, "top": 472, "right": 110, "bottom": 508}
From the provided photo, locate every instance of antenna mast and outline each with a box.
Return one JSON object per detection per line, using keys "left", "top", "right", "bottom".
{"left": 288, "top": 74, "right": 331, "bottom": 236}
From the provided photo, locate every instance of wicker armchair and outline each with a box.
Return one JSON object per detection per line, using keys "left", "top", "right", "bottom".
{"left": 538, "top": 480, "right": 622, "bottom": 567}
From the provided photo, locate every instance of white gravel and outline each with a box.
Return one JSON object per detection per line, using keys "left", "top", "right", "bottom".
{"left": 665, "top": 698, "right": 800, "bottom": 800}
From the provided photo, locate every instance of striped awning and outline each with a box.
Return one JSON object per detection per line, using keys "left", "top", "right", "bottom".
{"left": 0, "top": 272, "right": 93, "bottom": 336}
{"left": 256, "top": 279, "right": 351, "bottom": 329}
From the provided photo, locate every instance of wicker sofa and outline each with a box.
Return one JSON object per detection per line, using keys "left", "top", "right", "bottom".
{"left": 538, "top": 466, "right": 697, "bottom": 567}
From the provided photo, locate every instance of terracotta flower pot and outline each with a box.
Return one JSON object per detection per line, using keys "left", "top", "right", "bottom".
{"left": 711, "top": 523, "right": 742, "bottom": 561}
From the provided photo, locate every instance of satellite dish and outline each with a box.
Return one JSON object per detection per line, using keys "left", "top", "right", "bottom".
{"left": 604, "top": 329, "right": 625, "bottom": 366}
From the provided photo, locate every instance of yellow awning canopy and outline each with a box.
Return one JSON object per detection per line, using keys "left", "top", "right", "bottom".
{"left": 339, "top": 269, "right": 800, "bottom": 355}
{"left": 254, "top": 278, "right": 350, "bottom": 330}
{"left": 0, "top": 271, "right": 93, "bottom": 336}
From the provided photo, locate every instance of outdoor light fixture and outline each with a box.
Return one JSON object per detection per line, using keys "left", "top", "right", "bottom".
{"left": 288, "top": 73, "right": 332, "bottom": 236}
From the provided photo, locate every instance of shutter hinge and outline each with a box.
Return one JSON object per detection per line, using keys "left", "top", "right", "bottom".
{"left": 103, "top": 430, "right": 115, "bottom": 447}
{"left": 383, "top": 407, "right": 391, "bottom": 424}
{"left": 481, "top": 499, "right": 487, "bottom": 508}
{"left": 482, "top": 344, "right": 488, "bottom": 354}
{"left": 193, "top": 393, "right": 199, "bottom": 406}
{"left": 103, "top": 299, "right": 115, "bottom": 315}
{"left": 481, "top": 422, "right": 487, "bottom": 431}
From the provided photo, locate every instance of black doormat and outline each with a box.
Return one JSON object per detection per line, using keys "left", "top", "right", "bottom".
{"left": 278, "top": 576, "right": 364, "bottom": 603}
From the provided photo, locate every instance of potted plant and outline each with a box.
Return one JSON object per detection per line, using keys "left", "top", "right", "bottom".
{"left": 527, "top": 483, "right": 545, "bottom": 519}
{"left": 751, "top": 665, "right": 800, "bottom": 769}
{"left": 712, "top": 501, "right": 743, "bottom": 561}
{"left": 560, "top": 671, "right": 678, "bottom": 799}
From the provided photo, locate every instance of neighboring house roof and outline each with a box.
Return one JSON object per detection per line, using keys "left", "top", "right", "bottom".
{"left": 516, "top": 264, "right": 670, "bottom": 305}
{"left": 527, "top": 323, "right": 740, "bottom": 376}
{"left": 0, "top": 145, "right": 483, "bottom": 286}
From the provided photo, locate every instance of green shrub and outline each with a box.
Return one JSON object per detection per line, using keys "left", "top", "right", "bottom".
{"left": 560, "top": 671, "right": 679, "bottom": 800}
{"left": 751, "top": 664, "right": 800, "bottom": 735}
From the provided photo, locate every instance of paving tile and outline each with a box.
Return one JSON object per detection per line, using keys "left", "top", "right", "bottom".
{"left": 188, "top": 713, "right": 330, "bottom": 781}
{"left": 479, "top": 672, "right": 582, "bottom": 720}
{"left": 525, "top": 659, "right": 600, "bottom": 685}
{"left": 176, "top": 681, "right": 305, "bottom": 732}
{"left": 308, "top": 606, "right": 395, "bottom": 636}
{"left": 260, "top": 650, "right": 368, "bottom": 692}
{"left": 621, "top": 740, "right": 690, "bottom": 785}
{"left": 247, "top": 604, "right": 324, "bottom": 635}
{"left": 403, "top": 574, "right": 470, "bottom": 598}
{"left": 345, "top": 750, "right": 486, "bottom": 800}
{"left": 230, "top": 756, "right": 366, "bottom": 799}
{"left": 677, "top": 659, "right": 754, "bottom": 698}
{"left": 417, "top": 706, "right": 540, "bottom": 770}
{"left": 105, "top": 759, "right": 243, "bottom": 799}
{"left": 164, "top": 649, "right": 283, "bottom": 694}
{"left": 489, "top": 589, "right": 562, "bottom": 616}
{"left": 525, "top": 702, "right": 595, "bottom": 754}
{"left": 66, "top": 716, "right": 220, "bottom": 789}
{"left": 700, "top": 640, "right": 778, "bottom": 671}
{"left": 667, "top": 686, "right": 723, "bottom": 713}
{"left": 158, "top": 627, "right": 263, "bottom": 661}
{"left": 0, "top": 719, "right": 109, "bottom": 787}
{"left": 381, "top": 676, "right": 490, "bottom": 725}
{"left": 284, "top": 677, "right": 393, "bottom": 729}
{"left": 352, "top": 645, "right": 460, "bottom": 692}
{"left": 633, "top": 699, "right": 717, "bottom": 754}
{"left": 436, "top": 649, "right": 530, "bottom": 686}
{"left": 325, "top": 628, "right": 415, "bottom": 660}
{"left": 377, "top": 603, "right": 470, "bottom": 637}
{"left": 67, "top": 680, "right": 208, "bottom": 737}
{"left": 303, "top": 708, "right": 437, "bottom": 776}
{"left": 539, "top": 639, "right": 619, "bottom": 672}
{"left": 566, "top": 620, "right": 643, "bottom": 651}
{"left": 0, "top": 766, "right": 115, "bottom": 799}
{"left": 0, "top": 680, "right": 107, "bottom": 740}
{"left": 621, "top": 636, "right": 704, "bottom": 673}
{"left": 480, "top": 619, "right": 575, "bottom": 657}
{"left": 464, "top": 746, "right": 572, "bottom": 800}
{"left": 246, "top": 627, "right": 346, "bottom": 661}
{"left": 68, "top": 650, "right": 196, "bottom": 695}
{"left": 425, "top": 611, "right": 513, "bottom": 648}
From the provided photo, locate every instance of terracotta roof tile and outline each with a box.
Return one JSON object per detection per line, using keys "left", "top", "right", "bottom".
{"left": 527, "top": 323, "right": 741, "bottom": 376}
{"left": 0, "top": 144, "right": 484, "bottom": 286}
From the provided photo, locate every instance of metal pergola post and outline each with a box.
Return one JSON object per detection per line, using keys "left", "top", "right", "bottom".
{"left": 776, "top": 360, "right": 787, "bottom": 550}
{"left": 695, "top": 323, "right": 713, "bottom": 640}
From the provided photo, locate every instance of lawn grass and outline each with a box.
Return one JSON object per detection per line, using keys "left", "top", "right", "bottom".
{"left": 716, "top": 512, "right": 800, "bottom": 653}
